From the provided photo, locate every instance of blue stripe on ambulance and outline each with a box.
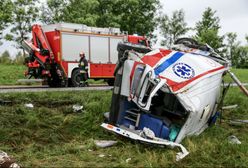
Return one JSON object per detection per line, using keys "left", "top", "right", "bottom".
{"left": 154, "top": 52, "right": 184, "bottom": 75}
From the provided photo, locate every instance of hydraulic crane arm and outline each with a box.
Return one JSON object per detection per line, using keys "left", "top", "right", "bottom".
{"left": 31, "top": 24, "right": 54, "bottom": 60}
{"left": 22, "top": 24, "right": 54, "bottom": 68}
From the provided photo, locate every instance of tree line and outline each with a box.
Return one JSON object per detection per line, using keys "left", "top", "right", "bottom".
{"left": 0, "top": 0, "right": 247, "bottom": 68}
{"left": 0, "top": 50, "right": 24, "bottom": 64}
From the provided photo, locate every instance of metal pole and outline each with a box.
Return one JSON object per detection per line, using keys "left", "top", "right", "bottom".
{"left": 228, "top": 70, "right": 248, "bottom": 97}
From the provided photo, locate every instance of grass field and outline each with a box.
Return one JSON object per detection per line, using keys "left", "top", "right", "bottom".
{"left": 0, "top": 64, "right": 106, "bottom": 85}
{"left": 0, "top": 88, "right": 248, "bottom": 167}
{"left": 0, "top": 64, "right": 247, "bottom": 85}
{"left": 0, "top": 64, "right": 27, "bottom": 85}
{"left": 224, "top": 68, "right": 248, "bottom": 83}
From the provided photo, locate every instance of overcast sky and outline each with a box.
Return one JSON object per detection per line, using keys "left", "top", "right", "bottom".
{"left": 1, "top": 0, "right": 248, "bottom": 57}
{"left": 160, "top": 0, "right": 248, "bottom": 43}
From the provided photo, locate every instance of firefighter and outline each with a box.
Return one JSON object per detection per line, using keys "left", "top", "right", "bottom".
{"left": 78, "top": 51, "right": 89, "bottom": 86}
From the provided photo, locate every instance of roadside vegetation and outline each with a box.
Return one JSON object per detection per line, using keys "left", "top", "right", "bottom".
{"left": 0, "top": 64, "right": 106, "bottom": 86}
{"left": 0, "top": 64, "right": 26, "bottom": 85}
{"left": 0, "top": 87, "right": 247, "bottom": 167}
{"left": 224, "top": 68, "right": 248, "bottom": 83}
{"left": 0, "top": 1, "right": 248, "bottom": 167}
{"left": 0, "top": 63, "right": 247, "bottom": 86}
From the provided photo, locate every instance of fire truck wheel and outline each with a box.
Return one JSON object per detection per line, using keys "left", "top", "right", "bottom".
{"left": 106, "top": 79, "right": 115, "bottom": 86}
{"left": 71, "top": 69, "right": 81, "bottom": 87}
{"left": 47, "top": 78, "right": 61, "bottom": 87}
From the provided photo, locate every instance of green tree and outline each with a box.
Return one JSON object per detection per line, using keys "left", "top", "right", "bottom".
{"left": 0, "top": 50, "right": 12, "bottom": 64}
{"left": 113, "top": 0, "right": 160, "bottom": 35}
{"left": 5, "top": 0, "right": 39, "bottom": 48}
{"left": 225, "top": 32, "right": 240, "bottom": 65}
{"left": 0, "top": 0, "right": 13, "bottom": 31}
{"left": 95, "top": 0, "right": 119, "bottom": 28}
{"left": 0, "top": 0, "right": 13, "bottom": 44}
{"left": 14, "top": 51, "right": 25, "bottom": 64}
{"left": 60, "top": 0, "right": 100, "bottom": 26}
{"left": 234, "top": 46, "right": 248, "bottom": 68}
{"left": 41, "top": 0, "right": 69, "bottom": 24}
{"left": 42, "top": 0, "right": 160, "bottom": 36}
{"left": 194, "top": 7, "right": 224, "bottom": 52}
{"left": 245, "top": 35, "right": 248, "bottom": 44}
{"left": 159, "top": 9, "right": 188, "bottom": 47}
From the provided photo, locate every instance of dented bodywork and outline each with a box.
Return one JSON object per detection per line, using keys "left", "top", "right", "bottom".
{"left": 102, "top": 39, "right": 231, "bottom": 160}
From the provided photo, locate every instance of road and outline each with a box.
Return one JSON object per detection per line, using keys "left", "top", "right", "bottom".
{"left": 0, "top": 83, "right": 247, "bottom": 93}
{"left": 0, "top": 85, "right": 113, "bottom": 93}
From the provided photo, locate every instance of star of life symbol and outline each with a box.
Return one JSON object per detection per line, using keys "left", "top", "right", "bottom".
{"left": 173, "top": 63, "right": 195, "bottom": 79}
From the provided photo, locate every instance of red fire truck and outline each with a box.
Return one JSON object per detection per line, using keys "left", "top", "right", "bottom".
{"left": 22, "top": 23, "right": 150, "bottom": 87}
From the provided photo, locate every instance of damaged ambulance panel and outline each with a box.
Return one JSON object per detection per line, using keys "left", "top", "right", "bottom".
{"left": 101, "top": 39, "right": 230, "bottom": 161}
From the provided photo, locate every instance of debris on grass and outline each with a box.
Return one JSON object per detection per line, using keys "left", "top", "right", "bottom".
{"left": 125, "top": 158, "right": 131, "bottom": 163}
{"left": 94, "top": 140, "right": 117, "bottom": 148}
{"left": 228, "top": 135, "right": 241, "bottom": 144}
{"left": 142, "top": 127, "right": 155, "bottom": 139}
{"left": 98, "top": 154, "right": 105, "bottom": 158}
{"left": 24, "top": 103, "right": 34, "bottom": 108}
{"left": 0, "top": 150, "right": 20, "bottom": 168}
{"left": 0, "top": 99, "right": 12, "bottom": 105}
{"left": 72, "top": 105, "right": 84, "bottom": 112}
{"left": 103, "top": 112, "right": 110, "bottom": 120}
{"left": 230, "top": 119, "right": 248, "bottom": 125}
{"left": 222, "top": 104, "right": 238, "bottom": 110}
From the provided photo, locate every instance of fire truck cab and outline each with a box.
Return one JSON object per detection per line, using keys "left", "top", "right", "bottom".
{"left": 22, "top": 23, "right": 150, "bottom": 87}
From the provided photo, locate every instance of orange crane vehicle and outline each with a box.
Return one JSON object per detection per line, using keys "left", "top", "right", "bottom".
{"left": 22, "top": 23, "right": 151, "bottom": 87}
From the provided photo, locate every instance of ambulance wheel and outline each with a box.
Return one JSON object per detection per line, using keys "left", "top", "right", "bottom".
{"left": 174, "top": 38, "right": 198, "bottom": 46}
{"left": 117, "top": 42, "right": 151, "bottom": 57}
{"left": 71, "top": 69, "right": 81, "bottom": 87}
{"left": 175, "top": 38, "right": 211, "bottom": 51}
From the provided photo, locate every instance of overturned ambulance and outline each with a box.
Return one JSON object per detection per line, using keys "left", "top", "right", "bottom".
{"left": 101, "top": 38, "right": 233, "bottom": 160}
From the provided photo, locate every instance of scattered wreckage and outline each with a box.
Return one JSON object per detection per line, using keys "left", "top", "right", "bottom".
{"left": 101, "top": 38, "right": 248, "bottom": 161}
{"left": 0, "top": 151, "right": 20, "bottom": 168}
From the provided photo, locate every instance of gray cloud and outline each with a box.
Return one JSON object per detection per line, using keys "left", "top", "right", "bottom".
{"left": 160, "top": 0, "right": 248, "bottom": 44}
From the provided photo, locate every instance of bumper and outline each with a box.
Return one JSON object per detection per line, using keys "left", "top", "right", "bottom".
{"left": 101, "top": 123, "right": 189, "bottom": 161}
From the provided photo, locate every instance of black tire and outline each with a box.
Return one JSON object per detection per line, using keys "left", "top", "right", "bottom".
{"left": 71, "top": 69, "right": 81, "bottom": 87}
{"left": 117, "top": 42, "right": 152, "bottom": 59}
{"left": 114, "top": 42, "right": 152, "bottom": 76}
{"left": 174, "top": 38, "right": 210, "bottom": 51}
{"left": 47, "top": 76, "right": 67, "bottom": 87}
{"left": 47, "top": 71, "right": 61, "bottom": 87}
{"left": 47, "top": 64, "right": 68, "bottom": 87}
{"left": 174, "top": 38, "right": 198, "bottom": 46}
{"left": 47, "top": 77, "right": 60, "bottom": 87}
{"left": 106, "top": 79, "right": 115, "bottom": 86}
{"left": 68, "top": 78, "right": 72, "bottom": 87}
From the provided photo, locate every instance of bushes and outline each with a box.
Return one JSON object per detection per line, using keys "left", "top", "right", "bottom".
{"left": 0, "top": 50, "right": 25, "bottom": 65}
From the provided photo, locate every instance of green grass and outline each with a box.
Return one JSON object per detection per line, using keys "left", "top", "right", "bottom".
{"left": 0, "top": 64, "right": 27, "bottom": 85}
{"left": 224, "top": 68, "right": 248, "bottom": 83}
{"left": 0, "top": 63, "right": 247, "bottom": 86}
{"left": 0, "top": 88, "right": 248, "bottom": 167}
{"left": 0, "top": 64, "right": 106, "bottom": 86}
